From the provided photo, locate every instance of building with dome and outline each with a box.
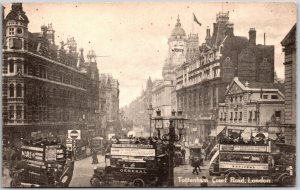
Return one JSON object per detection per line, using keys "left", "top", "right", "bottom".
{"left": 2, "top": 3, "right": 100, "bottom": 147}
{"left": 152, "top": 15, "right": 187, "bottom": 118}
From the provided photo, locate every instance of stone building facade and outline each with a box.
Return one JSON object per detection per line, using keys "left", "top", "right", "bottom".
{"left": 217, "top": 77, "right": 285, "bottom": 140}
{"left": 152, "top": 15, "right": 187, "bottom": 117}
{"left": 122, "top": 77, "right": 152, "bottom": 136}
{"left": 175, "top": 11, "right": 275, "bottom": 145}
{"left": 98, "top": 74, "right": 120, "bottom": 138}
{"left": 2, "top": 3, "right": 99, "bottom": 146}
{"left": 281, "top": 24, "right": 296, "bottom": 145}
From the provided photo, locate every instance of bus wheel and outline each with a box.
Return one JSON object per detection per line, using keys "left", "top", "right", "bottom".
{"left": 133, "top": 178, "right": 145, "bottom": 187}
{"left": 90, "top": 177, "right": 100, "bottom": 187}
{"left": 226, "top": 171, "right": 240, "bottom": 181}
{"left": 281, "top": 176, "right": 292, "bottom": 186}
{"left": 10, "top": 179, "right": 20, "bottom": 187}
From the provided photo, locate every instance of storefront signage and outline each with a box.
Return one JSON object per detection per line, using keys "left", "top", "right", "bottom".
{"left": 111, "top": 147, "right": 155, "bottom": 157}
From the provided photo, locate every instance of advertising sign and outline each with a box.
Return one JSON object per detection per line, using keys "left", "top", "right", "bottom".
{"left": 111, "top": 147, "right": 155, "bottom": 157}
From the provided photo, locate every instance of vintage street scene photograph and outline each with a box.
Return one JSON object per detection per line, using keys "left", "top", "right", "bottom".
{"left": 1, "top": 1, "right": 297, "bottom": 187}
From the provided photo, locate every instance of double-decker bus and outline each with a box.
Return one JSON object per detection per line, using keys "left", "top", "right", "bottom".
{"left": 208, "top": 141, "right": 294, "bottom": 185}
{"left": 90, "top": 138, "right": 169, "bottom": 187}
{"left": 10, "top": 139, "right": 74, "bottom": 187}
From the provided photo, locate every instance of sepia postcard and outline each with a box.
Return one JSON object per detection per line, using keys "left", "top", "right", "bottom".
{"left": 1, "top": 1, "right": 297, "bottom": 188}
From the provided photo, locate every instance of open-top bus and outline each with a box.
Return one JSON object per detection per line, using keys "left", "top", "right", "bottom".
{"left": 10, "top": 139, "right": 74, "bottom": 187}
{"left": 208, "top": 141, "right": 294, "bottom": 185}
{"left": 90, "top": 138, "right": 169, "bottom": 187}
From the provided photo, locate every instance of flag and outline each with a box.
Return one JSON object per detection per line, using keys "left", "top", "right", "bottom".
{"left": 193, "top": 13, "right": 201, "bottom": 26}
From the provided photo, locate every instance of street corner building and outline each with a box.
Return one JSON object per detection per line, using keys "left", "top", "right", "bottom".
{"left": 1, "top": 2, "right": 297, "bottom": 188}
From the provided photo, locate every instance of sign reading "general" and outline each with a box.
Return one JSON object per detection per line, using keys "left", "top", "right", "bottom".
{"left": 111, "top": 147, "right": 155, "bottom": 157}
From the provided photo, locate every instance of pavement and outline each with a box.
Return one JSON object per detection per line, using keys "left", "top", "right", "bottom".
{"left": 69, "top": 154, "right": 105, "bottom": 187}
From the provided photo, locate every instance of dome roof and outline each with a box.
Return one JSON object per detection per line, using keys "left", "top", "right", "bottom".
{"left": 171, "top": 15, "right": 186, "bottom": 37}
{"left": 5, "top": 3, "right": 29, "bottom": 24}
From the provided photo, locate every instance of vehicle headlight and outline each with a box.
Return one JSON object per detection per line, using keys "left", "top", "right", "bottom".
{"left": 94, "top": 167, "right": 97, "bottom": 170}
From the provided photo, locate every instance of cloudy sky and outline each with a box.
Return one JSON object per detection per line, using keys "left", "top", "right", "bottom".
{"left": 3, "top": 2, "right": 296, "bottom": 107}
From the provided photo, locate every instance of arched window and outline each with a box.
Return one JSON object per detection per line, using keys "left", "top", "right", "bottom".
{"left": 16, "top": 84, "right": 22, "bottom": 97}
{"left": 9, "top": 84, "right": 14, "bottom": 97}
{"left": 9, "top": 60, "right": 14, "bottom": 73}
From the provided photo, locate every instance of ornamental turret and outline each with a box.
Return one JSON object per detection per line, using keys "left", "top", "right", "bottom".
{"left": 4, "top": 3, "right": 29, "bottom": 50}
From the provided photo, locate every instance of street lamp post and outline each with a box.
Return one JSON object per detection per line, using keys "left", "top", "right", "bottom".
{"left": 147, "top": 103, "right": 154, "bottom": 137}
{"left": 151, "top": 109, "right": 186, "bottom": 187}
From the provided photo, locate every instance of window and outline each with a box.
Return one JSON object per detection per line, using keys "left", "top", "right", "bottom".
{"left": 9, "top": 28, "right": 14, "bottom": 35}
{"left": 16, "top": 84, "right": 22, "bottom": 97}
{"left": 253, "top": 111, "right": 257, "bottom": 121}
{"left": 275, "top": 111, "right": 281, "bottom": 122}
{"left": 240, "top": 96, "right": 243, "bottom": 102}
{"left": 220, "top": 113, "right": 223, "bottom": 120}
{"left": 271, "top": 95, "right": 278, "bottom": 99}
{"left": 16, "top": 28, "right": 23, "bottom": 34}
{"left": 234, "top": 112, "right": 237, "bottom": 121}
{"left": 263, "top": 95, "right": 268, "bottom": 99}
{"left": 9, "top": 60, "right": 14, "bottom": 73}
{"left": 24, "top": 106, "right": 27, "bottom": 120}
{"left": 53, "top": 88, "right": 56, "bottom": 97}
{"left": 230, "top": 112, "right": 233, "bottom": 120}
{"left": 9, "top": 38, "right": 22, "bottom": 49}
{"left": 9, "top": 106, "right": 14, "bottom": 119}
{"left": 239, "top": 112, "right": 242, "bottom": 121}
{"left": 16, "top": 106, "right": 22, "bottom": 119}
{"left": 230, "top": 97, "right": 233, "bottom": 102}
{"left": 9, "top": 84, "right": 14, "bottom": 97}
{"left": 24, "top": 84, "right": 26, "bottom": 96}
{"left": 24, "top": 64, "right": 27, "bottom": 74}
{"left": 235, "top": 96, "right": 238, "bottom": 102}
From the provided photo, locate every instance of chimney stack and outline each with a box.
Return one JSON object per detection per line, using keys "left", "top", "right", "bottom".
{"left": 205, "top": 27, "right": 212, "bottom": 45}
{"left": 249, "top": 28, "right": 256, "bottom": 46}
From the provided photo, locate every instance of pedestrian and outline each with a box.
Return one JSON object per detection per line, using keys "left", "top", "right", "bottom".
{"left": 92, "top": 149, "right": 98, "bottom": 164}
{"left": 181, "top": 148, "right": 186, "bottom": 164}
{"left": 192, "top": 157, "right": 200, "bottom": 175}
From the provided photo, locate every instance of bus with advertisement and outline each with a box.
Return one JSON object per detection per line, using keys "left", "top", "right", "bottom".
{"left": 208, "top": 141, "right": 295, "bottom": 186}
{"left": 10, "top": 139, "right": 74, "bottom": 187}
{"left": 90, "top": 138, "right": 169, "bottom": 187}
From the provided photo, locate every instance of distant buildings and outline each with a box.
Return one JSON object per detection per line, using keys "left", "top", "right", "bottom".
{"left": 98, "top": 74, "right": 120, "bottom": 137}
{"left": 281, "top": 24, "right": 296, "bottom": 145}
{"left": 123, "top": 77, "right": 152, "bottom": 136}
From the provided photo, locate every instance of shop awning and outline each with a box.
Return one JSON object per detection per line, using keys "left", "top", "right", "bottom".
{"left": 209, "top": 126, "right": 226, "bottom": 137}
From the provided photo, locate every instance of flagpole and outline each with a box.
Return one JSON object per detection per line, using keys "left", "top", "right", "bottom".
{"left": 192, "top": 16, "right": 194, "bottom": 34}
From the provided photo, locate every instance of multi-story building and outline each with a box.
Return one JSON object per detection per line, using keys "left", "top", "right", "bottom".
{"left": 98, "top": 73, "right": 120, "bottom": 138}
{"left": 123, "top": 77, "right": 152, "bottom": 136}
{"left": 217, "top": 77, "right": 285, "bottom": 140}
{"left": 2, "top": 3, "right": 99, "bottom": 146}
{"left": 152, "top": 15, "right": 187, "bottom": 117}
{"left": 281, "top": 24, "right": 296, "bottom": 145}
{"left": 176, "top": 11, "right": 275, "bottom": 145}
